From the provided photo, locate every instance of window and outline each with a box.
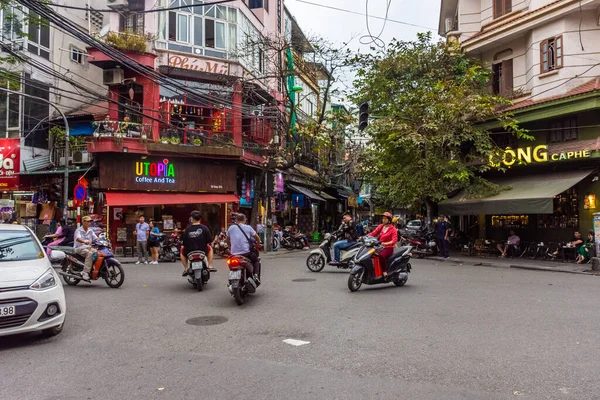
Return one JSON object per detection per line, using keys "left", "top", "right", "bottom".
{"left": 86, "top": 8, "right": 104, "bottom": 33}
{"left": 541, "top": 36, "right": 563, "bottom": 74}
{"left": 27, "top": 11, "right": 50, "bottom": 60}
{"left": 70, "top": 46, "right": 84, "bottom": 64}
{"left": 0, "top": 73, "right": 22, "bottom": 137}
{"left": 0, "top": 231, "right": 43, "bottom": 262}
{"left": 493, "top": 0, "right": 512, "bottom": 19}
{"left": 177, "top": 14, "right": 189, "bottom": 42}
{"left": 120, "top": 13, "right": 145, "bottom": 35}
{"left": 492, "top": 59, "right": 513, "bottom": 96}
{"left": 23, "top": 74, "right": 50, "bottom": 148}
{"left": 205, "top": 19, "right": 214, "bottom": 47}
{"left": 548, "top": 118, "right": 577, "bottom": 143}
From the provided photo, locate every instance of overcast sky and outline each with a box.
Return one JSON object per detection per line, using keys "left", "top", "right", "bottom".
{"left": 285, "top": 0, "right": 442, "bottom": 102}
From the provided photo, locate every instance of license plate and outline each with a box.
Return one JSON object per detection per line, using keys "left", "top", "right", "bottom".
{"left": 229, "top": 270, "right": 241, "bottom": 280}
{"left": 0, "top": 306, "right": 15, "bottom": 317}
{"left": 191, "top": 261, "right": 203, "bottom": 270}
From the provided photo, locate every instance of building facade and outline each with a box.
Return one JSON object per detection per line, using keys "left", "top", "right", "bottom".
{"left": 439, "top": 0, "right": 600, "bottom": 244}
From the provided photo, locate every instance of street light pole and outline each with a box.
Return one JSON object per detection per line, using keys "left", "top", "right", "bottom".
{"left": 0, "top": 88, "right": 70, "bottom": 215}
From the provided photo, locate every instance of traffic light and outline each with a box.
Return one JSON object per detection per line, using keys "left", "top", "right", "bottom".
{"left": 358, "top": 102, "right": 369, "bottom": 132}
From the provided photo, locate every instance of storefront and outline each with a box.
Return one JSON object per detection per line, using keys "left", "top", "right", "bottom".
{"left": 440, "top": 142, "right": 600, "bottom": 242}
{"left": 98, "top": 154, "right": 238, "bottom": 249}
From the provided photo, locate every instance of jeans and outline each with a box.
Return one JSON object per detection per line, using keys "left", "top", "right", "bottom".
{"left": 333, "top": 240, "right": 354, "bottom": 262}
{"left": 75, "top": 246, "right": 97, "bottom": 274}
{"left": 438, "top": 237, "right": 449, "bottom": 258}
{"left": 137, "top": 241, "right": 149, "bottom": 262}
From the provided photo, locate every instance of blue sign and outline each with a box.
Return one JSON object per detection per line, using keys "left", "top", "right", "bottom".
{"left": 73, "top": 184, "right": 86, "bottom": 201}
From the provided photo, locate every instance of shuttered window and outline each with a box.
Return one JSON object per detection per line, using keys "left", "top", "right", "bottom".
{"left": 492, "top": 59, "right": 513, "bottom": 96}
{"left": 493, "top": 0, "right": 512, "bottom": 19}
{"left": 540, "top": 36, "right": 563, "bottom": 74}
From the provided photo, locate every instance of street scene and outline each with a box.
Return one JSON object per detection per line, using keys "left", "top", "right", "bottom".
{"left": 2, "top": 0, "right": 600, "bottom": 399}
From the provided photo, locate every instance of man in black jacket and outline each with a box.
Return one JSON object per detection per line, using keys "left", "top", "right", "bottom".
{"left": 331, "top": 213, "right": 358, "bottom": 265}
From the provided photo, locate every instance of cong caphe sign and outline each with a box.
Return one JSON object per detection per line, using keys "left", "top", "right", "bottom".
{"left": 490, "top": 144, "right": 592, "bottom": 167}
{"left": 100, "top": 155, "right": 236, "bottom": 193}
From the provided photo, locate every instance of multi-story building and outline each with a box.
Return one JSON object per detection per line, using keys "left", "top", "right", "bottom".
{"left": 439, "top": 0, "right": 600, "bottom": 244}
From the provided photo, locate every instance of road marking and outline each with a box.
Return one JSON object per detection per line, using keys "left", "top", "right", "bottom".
{"left": 283, "top": 339, "right": 310, "bottom": 346}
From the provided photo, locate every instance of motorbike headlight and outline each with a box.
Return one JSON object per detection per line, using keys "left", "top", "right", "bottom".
{"left": 30, "top": 268, "right": 57, "bottom": 291}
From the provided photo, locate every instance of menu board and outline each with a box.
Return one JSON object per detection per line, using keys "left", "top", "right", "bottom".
{"left": 162, "top": 215, "right": 174, "bottom": 230}
{"left": 117, "top": 227, "right": 128, "bottom": 242}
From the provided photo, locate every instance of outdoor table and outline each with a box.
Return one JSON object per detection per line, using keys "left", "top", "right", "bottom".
{"left": 562, "top": 246, "right": 577, "bottom": 262}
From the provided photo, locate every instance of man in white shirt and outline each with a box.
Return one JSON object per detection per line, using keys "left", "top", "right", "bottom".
{"left": 74, "top": 216, "right": 98, "bottom": 281}
{"left": 227, "top": 214, "right": 262, "bottom": 284}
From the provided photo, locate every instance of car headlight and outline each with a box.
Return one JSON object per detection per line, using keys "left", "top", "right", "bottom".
{"left": 30, "top": 268, "right": 57, "bottom": 291}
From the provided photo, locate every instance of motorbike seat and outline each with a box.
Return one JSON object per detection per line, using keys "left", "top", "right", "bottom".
{"left": 345, "top": 242, "right": 362, "bottom": 250}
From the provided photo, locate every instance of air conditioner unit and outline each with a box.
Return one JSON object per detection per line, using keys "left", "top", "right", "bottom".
{"left": 445, "top": 17, "right": 454, "bottom": 33}
{"left": 72, "top": 150, "right": 91, "bottom": 164}
{"left": 103, "top": 69, "right": 124, "bottom": 86}
{"left": 106, "top": 0, "right": 129, "bottom": 9}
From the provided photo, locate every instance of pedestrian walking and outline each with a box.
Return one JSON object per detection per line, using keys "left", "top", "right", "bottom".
{"left": 134, "top": 215, "right": 150, "bottom": 264}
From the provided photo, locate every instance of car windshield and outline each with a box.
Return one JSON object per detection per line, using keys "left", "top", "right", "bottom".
{"left": 0, "top": 231, "right": 43, "bottom": 262}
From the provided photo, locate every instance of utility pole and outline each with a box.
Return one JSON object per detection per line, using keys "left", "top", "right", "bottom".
{"left": 0, "top": 88, "right": 70, "bottom": 214}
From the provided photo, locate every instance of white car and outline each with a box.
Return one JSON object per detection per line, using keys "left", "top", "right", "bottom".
{"left": 0, "top": 225, "right": 66, "bottom": 338}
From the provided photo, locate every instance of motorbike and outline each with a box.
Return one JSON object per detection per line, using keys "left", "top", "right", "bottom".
{"left": 158, "top": 232, "right": 180, "bottom": 262}
{"left": 58, "top": 238, "right": 125, "bottom": 288}
{"left": 281, "top": 228, "right": 309, "bottom": 250}
{"left": 227, "top": 254, "right": 261, "bottom": 306}
{"left": 213, "top": 234, "right": 230, "bottom": 257}
{"left": 184, "top": 250, "right": 211, "bottom": 291}
{"left": 306, "top": 232, "right": 361, "bottom": 272}
{"left": 347, "top": 238, "right": 412, "bottom": 292}
{"left": 402, "top": 228, "right": 437, "bottom": 258}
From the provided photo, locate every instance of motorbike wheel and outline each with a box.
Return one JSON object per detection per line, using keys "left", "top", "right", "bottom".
{"left": 348, "top": 271, "right": 363, "bottom": 292}
{"left": 272, "top": 237, "right": 280, "bottom": 250}
{"left": 104, "top": 261, "right": 125, "bottom": 288}
{"left": 233, "top": 287, "right": 244, "bottom": 305}
{"left": 283, "top": 240, "right": 295, "bottom": 251}
{"left": 62, "top": 263, "right": 81, "bottom": 286}
{"left": 306, "top": 254, "right": 325, "bottom": 272}
{"left": 196, "top": 276, "right": 204, "bottom": 291}
{"left": 394, "top": 276, "right": 408, "bottom": 287}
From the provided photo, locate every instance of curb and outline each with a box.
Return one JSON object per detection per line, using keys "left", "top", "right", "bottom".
{"left": 430, "top": 257, "right": 595, "bottom": 276}
{"left": 509, "top": 264, "right": 594, "bottom": 276}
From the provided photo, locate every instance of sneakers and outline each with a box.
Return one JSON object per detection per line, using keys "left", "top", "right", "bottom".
{"left": 303, "top": 247, "right": 309, "bottom": 250}
{"left": 81, "top": 272, "right": 90, "bottom": 281}
{"left": 135, "top": 261, "right": 141, "bottom": 265}
{"left": 143, "top": 261, "right": 149, "bottom": 265}
{"left": 182, "top": 270, "right": 188, "bottom": 277}
{"left": 253, "top": 274, "right": 261, "bottom": 286}
{"left": 150, "top": 261, "right": 158, "bottom": 265}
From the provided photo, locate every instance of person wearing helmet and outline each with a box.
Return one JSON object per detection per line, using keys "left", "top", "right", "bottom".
{"left": 368, "top": 212, "right": 398, "bottom": 277}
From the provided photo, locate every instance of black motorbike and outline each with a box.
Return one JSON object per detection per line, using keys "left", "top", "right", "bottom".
{"left": 348, "top": 238, "right": 412, "bottom": 292}
{"left": 281, "top": 228, "right": 309, "bottom": 250}
{"left": 227, "top": 254, "right": 261, "bottom": 306}
{"left": 159, "top": 232, "right": 180, "bottom": 262}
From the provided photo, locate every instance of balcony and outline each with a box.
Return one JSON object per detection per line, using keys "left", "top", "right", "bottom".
{"left": 88, "top": 31, "right": 157, "bottom": 69}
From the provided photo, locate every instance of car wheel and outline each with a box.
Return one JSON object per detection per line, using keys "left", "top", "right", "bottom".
{"left": 42, "top": 322, "right": 64, "bottom": 338}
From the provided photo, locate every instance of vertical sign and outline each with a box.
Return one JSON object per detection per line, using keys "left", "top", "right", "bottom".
{"left": 593, "top": 213, "right": 600, "bottom": 257}
{"left": 0, "top": 138, "right": 20, "bottom": 190}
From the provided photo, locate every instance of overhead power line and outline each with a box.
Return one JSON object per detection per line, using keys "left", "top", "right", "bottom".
{"left": 292, "top": 0, "right": 435, "bottom": 31}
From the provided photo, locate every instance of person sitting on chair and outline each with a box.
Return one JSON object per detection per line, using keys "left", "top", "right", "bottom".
{"left": 497, "top": 230, "right": 520, "bottom": 257}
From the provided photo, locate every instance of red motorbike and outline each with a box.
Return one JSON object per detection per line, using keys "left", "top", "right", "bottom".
{"left": 401, "top": 228, "right": 438, "bottom": 258}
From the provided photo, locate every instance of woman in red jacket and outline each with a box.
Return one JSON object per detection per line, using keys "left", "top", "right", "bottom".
{"left": 369, "top": 212, "right": 398, "bottom": 277}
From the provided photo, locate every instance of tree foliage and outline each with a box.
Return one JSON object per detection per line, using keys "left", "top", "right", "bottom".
{"left": 350, "top": 33, "right": 531, "bottom": 214}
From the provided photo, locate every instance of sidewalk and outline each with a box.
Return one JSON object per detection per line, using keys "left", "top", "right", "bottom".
{"left": 430, "top": 253, "right": 600, "bottom": 276}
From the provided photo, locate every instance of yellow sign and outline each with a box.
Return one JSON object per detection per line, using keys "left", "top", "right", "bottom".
{"left": 490, "top": 144, "right": 592, "bottom": 167}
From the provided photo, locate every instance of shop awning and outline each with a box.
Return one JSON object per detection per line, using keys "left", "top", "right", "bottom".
{"left": 317, "top": 191, "right": 337, "bottom": 201}
{"left": 105, "top": 192, "right": 239, "bottom": 207}
{"left": 439, "top": 170, "right": 594, "bottom": 216}
{"left": 288, "top": 184, "right": 327, "bottom": 202}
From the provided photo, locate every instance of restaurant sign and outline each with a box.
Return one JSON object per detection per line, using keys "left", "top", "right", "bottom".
{"left": 489, "top": 144, "right": 592, "bottom": 167}
{"left": 135, "top": 159, "right": 175, "bottom": 185}
{"left": 168, "top": 55, "right": 229, "bottom": 75}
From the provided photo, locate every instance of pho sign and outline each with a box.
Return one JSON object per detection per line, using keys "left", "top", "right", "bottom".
{"left": 168, "top": 55, "right": 230, "bottom": 75}
{"left": 490, "top": 144, "right": 592, "bottom": 167}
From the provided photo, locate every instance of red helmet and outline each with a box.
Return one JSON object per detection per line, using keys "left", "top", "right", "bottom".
{"left": 383, "top": 212, "right": 393, "bottom": 219}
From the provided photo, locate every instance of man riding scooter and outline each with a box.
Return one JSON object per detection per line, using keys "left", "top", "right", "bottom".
{"left": 330, "top": 212, "right": 359, "bottom": 266}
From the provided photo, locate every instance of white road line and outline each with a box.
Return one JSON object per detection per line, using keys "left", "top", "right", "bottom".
{"left": 283, "top": 339, "right": 310, "bottom": 346}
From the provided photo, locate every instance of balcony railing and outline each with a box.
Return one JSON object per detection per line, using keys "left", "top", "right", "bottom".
{"left": 92, "top": 120, "right": 153, "bottom": 139}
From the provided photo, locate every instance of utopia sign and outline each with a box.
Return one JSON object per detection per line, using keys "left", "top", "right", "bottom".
{"left": 489, "top": 144, "right": 592, "bottom": 167}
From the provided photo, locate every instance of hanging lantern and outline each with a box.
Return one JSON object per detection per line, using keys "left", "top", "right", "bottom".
{"left": 128, "top": 87, "right": 135, "bottom": 101}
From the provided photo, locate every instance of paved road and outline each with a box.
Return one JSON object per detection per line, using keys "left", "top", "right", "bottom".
{"left": 1, "top": 253, "right": 599, "bottom": 400}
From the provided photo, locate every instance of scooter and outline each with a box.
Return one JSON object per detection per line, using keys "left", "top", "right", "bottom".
{"left": 348, "top": 238, "right": 412, "bottom": 292}
{"left": 227, "top": 254, "right": 261, "bottom": 306}
{"left": 281, "top": 229, "right": 309, "bottom": 250}
{"left": 158, "top": 233, "right": 180, "bottom": 262}
{"left": 213, "top": 233, "right": 230, "bottom": 257}
{"left": 306, "top": 232, "right": 361, "bottom": 272}
{"left": 403, "top": 228, "right": 437, "bottom": 258}
{"left": 58, "top": 238, "right": 125, "bottom": 288}
{"left": 184, "top": 250, "right": 211, "bottom": 291}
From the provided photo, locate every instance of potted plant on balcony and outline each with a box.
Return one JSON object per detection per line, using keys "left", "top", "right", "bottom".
{"left": 169, "top": 137, "right": 180, "bottom": 145}
{"left": 192, "top": 138, "right": 203, "bottom": 146}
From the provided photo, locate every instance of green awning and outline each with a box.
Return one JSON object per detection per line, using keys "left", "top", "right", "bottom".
{"left": 439, "top": 170, "right": 593, "bottom": 216}
{"left": 19, "top": 167, "right": 90, "bottom": 176}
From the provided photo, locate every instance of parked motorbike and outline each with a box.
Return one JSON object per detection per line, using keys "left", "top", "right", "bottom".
{"left": 58, "top": 238, "right": 125, "bottom": 288}
{"left": 213, "top": 234, "right": 230, "bottom": 257}
{"left": 159, "top": 232, "right": 180, "bottom": 262}
{"left": 402, "top": 228, "right": 437, "bottom": 258}
{"left": 347, "top": 238, "right": 412, "bottom": 292}
{"left": 281, "top": 228, "right": 309, "bottom": 250}
{"left": 227, "top": 254, "right": 261, "bottom": 306}
{"left": 306, "top": 232, "right": 361, "bottom": 272}
{"left": 184, "top": 250, "right": 211, "bottom": 291}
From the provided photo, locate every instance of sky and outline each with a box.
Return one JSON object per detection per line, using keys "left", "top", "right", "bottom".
{"left": 285, "top": 0, "right": 442, "bottom": 102}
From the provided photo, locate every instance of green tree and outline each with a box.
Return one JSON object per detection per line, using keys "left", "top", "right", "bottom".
{"left": 350, "top": 33, "right": 531, "bottom": 221}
